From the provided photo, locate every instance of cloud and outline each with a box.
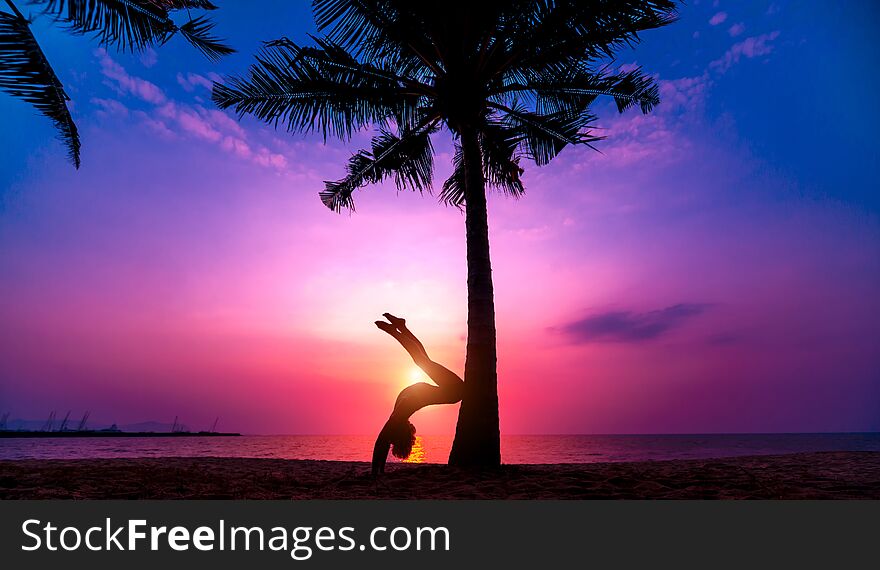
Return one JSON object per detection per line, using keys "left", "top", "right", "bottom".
{"left": 578, "top": 71, "right": 711, "bottom": 169}
{"left": 91, "top": 98, "right": 129, "bottom": 118}
{"left": 96, "top": 49, "right": 166, "bottom": 104}
{"left": 133, "top": 111, "right": 176, "bottom": 139}
{"left": 94, "top": 51, "right": 286, "bottom": 171}
{"left": 709, "top": 12, "right": 728, "bottom": 26}
{"left": 177, "top": 72, "right": 221, "bottom": 92}
{"left": 728, "top": 22, "right": 745, "bottom": 37}
{"left": 157, "top": 102, "right": 222, "bottom": 142}
{"left": 576, "top": 26, "right": 780, "bottom": 170}
{"left": 659, "top": 74, "right": 711, "bottom": 112}
{"left": 557, "top": 303, "right": 711, "bottom": 343}
{"left": 140, "top": 48, "right": 158, "bottom": 68}
{"left": 710, "top": 31, "right": 781, "bottom": 73}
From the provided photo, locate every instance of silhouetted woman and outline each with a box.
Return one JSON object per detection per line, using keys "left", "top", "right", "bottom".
{"left": 372, "top": 313, "right": 463, "bottom": 475}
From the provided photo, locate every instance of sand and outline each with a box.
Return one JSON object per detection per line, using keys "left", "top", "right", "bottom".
{"left": 1, "top": 451, "right": 878, "bottom": 499}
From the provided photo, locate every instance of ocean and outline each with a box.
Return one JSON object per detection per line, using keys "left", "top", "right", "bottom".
{"left": 1, "top": 433, "right": 878, "bottom": 463}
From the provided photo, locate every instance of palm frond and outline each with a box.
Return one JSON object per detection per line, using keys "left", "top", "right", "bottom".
{"left": 0, "top": 10, "right": 80, "bottom": 168}
{"left": 480, "top": 121, "right": 525, "bottom": 198}
{"left": 321, "top": 123, "right": 436, "bottom": 212}
{"left": 217, "top": 1, "right": 677, "bottom": 210}
{"left": 312, "top": 0, "right": 441, "bottom": 78}
{"left": 493, "top": 103, "right": 601, "bottom": 166}
{"left": 34, "top": 0, "right": 176, "bottom": 51}
{"left": 179, "top": 14, "right": 234, "bottom": 61}
{"left": 439, "top": 145, "right": 466, "bottom": 206}
{"left": 304, "top": 35, "right": 433, "bottom": 95}
{"left": 441, "top": 123, "right": 524, "bottom": 206}
{"left": 213, "top": 38, "right": 422, "bottom": 140}
{"left": 498, "top": 66, "right": 660, "bottom": 117}
{"left": 312, "top": 0, "right": 396, "bottom": 54}
{"left": 493, "top": 1, "right": 678, "bottom": 82}
{"left": 32, "top": 0, "right": 232, "bottom": 57}
{"left": 145, "top": 1, "right": 218, "bottom": 9}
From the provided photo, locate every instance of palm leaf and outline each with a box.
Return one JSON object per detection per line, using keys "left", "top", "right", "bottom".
{"left": 222, "top": 1, "right": 678, "bottom": 211}
{"left": 0, "top": 9, "right": 80, "bottom": 167}
{"left": 494, "top": 1, "right": 678, "bottom": 80}
{"left": 179, "top": 14, "right": 234, "bottom": 61}
{"left": 32, "top": 0, "right": 232, "bottom": 57}
{"left": 320, "top": 123, "right": 436, "bottom": 212}
{"left": 213, "top": 38, "right": 421, "bottom": 140}
{"left": 441, "top": 123, "right": 524, "bottom": 206}
{"left": 34, "top": 0, "right": 177, "bottom": 51}
{"left": 500, "top": 67, "right": 660, "bottom": 116}
{"left": 479, "top": 122, "right": 525, "bottom": 198}
{"left": 146, "top": 1, "right": 218, "bottom": 9}
{"left": 312, "top": 0, "right": 442, "bottom": 79}
{"left": 492, "top": 103, "right": 601, "bottom": 166}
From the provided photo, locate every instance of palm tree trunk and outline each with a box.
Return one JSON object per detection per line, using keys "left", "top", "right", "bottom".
{"left": 448, "top": 126, "right": 501, "bottom": 467}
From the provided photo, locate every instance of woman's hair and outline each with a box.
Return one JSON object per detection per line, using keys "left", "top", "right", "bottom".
{"left": 390, "top": 421, "right": 417, "bottom": 459}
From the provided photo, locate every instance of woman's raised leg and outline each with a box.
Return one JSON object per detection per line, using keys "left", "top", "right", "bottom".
{"left": 376, "top": 315, "right": 463, "bottom": 395}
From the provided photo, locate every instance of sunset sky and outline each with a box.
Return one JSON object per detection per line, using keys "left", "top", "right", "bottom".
{"left": 1, "top": 1, "right": 878, "bottom": 435}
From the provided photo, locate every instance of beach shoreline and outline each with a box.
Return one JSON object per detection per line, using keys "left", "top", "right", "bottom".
{"left": 1, "top": 451, "right": 878, "bottom": 499}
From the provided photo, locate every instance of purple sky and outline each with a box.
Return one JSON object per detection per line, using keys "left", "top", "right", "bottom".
{"left": 0, "top": 1, "right": 878, "bottom": 434}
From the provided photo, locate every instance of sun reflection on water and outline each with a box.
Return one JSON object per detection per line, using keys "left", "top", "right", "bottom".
{"left": 402, "top": 435, "right": 426, "bottom": 463}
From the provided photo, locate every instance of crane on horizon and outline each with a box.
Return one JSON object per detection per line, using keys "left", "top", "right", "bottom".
{"left": 41, "top": 411, "right": 56, "bottom": 432}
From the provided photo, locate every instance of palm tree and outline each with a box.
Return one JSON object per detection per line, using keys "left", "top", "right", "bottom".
{"left": 0, "top": 0, "right": 233, "bottom": 169}
{"left": 213, "top": 0, "right": 678, "bottom": 466}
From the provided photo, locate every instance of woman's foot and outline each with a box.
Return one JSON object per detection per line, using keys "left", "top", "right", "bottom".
{"left": 383, "top": 313, "right": 406, "bottom": 330}
{"left": 375, "top": 320, "right": 397, "bottom": 335}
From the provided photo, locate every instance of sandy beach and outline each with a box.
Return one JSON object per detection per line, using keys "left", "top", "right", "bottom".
{"left": 1, "top": 451, "right": 878, "bottom": 499}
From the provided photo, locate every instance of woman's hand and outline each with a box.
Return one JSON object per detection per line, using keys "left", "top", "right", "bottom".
{"left": 383, "top": 313, "right": 406, "bottom": 328}
{"left": 375, "top": 320, "right": 396, "bottom": 335}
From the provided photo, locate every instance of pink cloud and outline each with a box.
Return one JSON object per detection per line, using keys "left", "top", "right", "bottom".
{"left": 728, "top": 22, "right": 745, "bottom": 37}
{"left": 91, "top": 97, "right": 129, "bottom": 117}
{"left": 177, "top": 72, "right": 220, "bottom": 92}
{"left": 177, "top": 108, "right": 223, "bottom": 142}
{"left": 205, "top": 108, "right": 247, "bottom": 138}
{"left": 658, "top": 74, "right": 711, "bottom": 112}
{"left": 568, "top": 71, "right": 711, "bottom": 170}
{"left": 221, "top": 135, "right": 252, "bottom": 158}
{"left": 254, "top": 148, "right": 288, "bottom": 169}
{"left": 96, "top": 49, "right": 166, "bottom": 104}
{"left": 709, "top": 12, "right": 728, "bottom": 26}
{"left": 156, "top": 104, "right": 286, "bottom": 169}
{"left": 710, "top": 31, "right": 781, "bottom": 73}
{"left": 574, "top": 112, "right": 689, "bottom": 169}
{"left": 140, "top": 48, "right": 158, "bottom": 68}
{"left": 134, "top": 111, "right": 176, "bottom": 139}
{"left": 93, "top": 51, "right": 287, "bottom": 171}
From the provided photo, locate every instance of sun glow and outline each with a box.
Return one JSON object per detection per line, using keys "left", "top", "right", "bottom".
{"left": 408, "top": 366, "right": 426, "bottom": 382}
{"left": 395, "top": 366, "right": 427, "bottom": 394}
{"left": 401, "top": 435, "right": 425, "bottom": 463}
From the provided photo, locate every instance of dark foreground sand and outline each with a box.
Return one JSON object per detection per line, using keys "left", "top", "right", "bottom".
{"left": 1, "top": 452, "right": 878, "bottom": 499}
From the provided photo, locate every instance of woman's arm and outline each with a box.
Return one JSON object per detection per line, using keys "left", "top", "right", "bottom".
{"left": 371, "top": 423, "right": 392, "bottom": 476}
